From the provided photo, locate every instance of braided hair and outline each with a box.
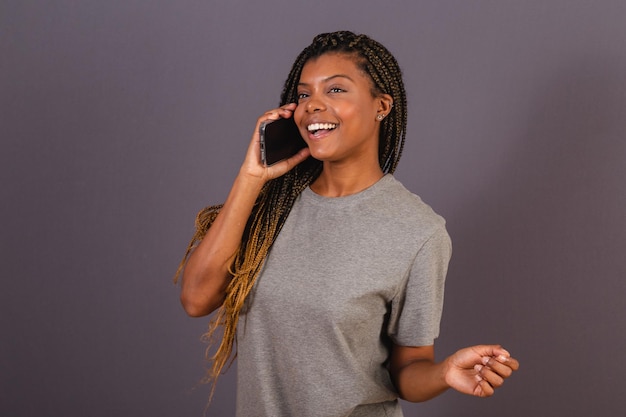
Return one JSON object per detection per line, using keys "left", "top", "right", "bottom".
{"left": 175, "top": 30, "right": 408, "bottom": 396}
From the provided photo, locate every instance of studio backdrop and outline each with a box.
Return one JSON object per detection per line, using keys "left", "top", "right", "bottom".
{"left": 2, "top": 1, "right": 625, "bottom": 416}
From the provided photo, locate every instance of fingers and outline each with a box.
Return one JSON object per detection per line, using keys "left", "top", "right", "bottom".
{"left": 471, "top": 344, "right": 509, "bottom": 359}
{"left": 242, "top": 103, "right": 301, "bottom": 178}
{"left": 473, "top": 378, "right": 495, "bottom": 397}
{"left": 482, "top": 355, "right": 517, "bottom": 376}
{"left": 471, "top": 345, "right": 520, "bottom": 373}
{"left": 472, "top": 351, "right": 519, "bottom": 396}
{"left": 451, "top": 344, "right": 518, "bottom": 398}
{"left": 445, "top": 345, "right": 519, "bottom": 399}
{"left": 474, "top": 363, "right": 504, "bottom": 389}
{"left": 258, "top": 103, "right": 297, "bottom": 125}
{"left": 266, "top": 146, "right": 311, "bottom": 178}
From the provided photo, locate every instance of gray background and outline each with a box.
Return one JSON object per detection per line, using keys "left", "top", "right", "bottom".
{"left": 2, "top": 1, "right": 625, "bottom": 416}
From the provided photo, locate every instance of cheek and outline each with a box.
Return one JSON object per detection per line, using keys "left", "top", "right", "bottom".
{"left": 341, "top": 105, "right": 371, "bottom": 128}
{"left": 293, "top": 107, "right": 308, "bottom": 138}
{"left": 293, "top": 106, "right": 304, "bottom": 124}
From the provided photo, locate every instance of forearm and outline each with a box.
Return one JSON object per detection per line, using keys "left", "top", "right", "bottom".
{"left": 391, "top": 358, "right": 450, "bottom": 403}
{"left": 180, "top": 171, "right": 265, "bottom": 316}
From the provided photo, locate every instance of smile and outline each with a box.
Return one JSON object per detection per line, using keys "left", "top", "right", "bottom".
{"left": 307, "top": 123, "right": 337, "bottom": 134}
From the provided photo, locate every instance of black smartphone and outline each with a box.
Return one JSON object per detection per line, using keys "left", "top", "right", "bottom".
{"left": 259, "top": 117, "right": 307, "bottom": 166}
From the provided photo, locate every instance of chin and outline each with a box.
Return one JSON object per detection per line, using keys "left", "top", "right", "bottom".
{"left": 309, "top": 153, "right": 335, "bottom": 163}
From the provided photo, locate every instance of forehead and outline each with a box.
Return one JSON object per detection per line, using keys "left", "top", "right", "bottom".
{"left": 299, "top": 53, "right": 371, "bottom": 85}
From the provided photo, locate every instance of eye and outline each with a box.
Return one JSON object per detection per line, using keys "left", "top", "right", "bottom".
{"left": 329, "top": 87, "right": 345, "bottom": 93}
{"left": 297, "top": 92, "right": 309, "bottom": 101}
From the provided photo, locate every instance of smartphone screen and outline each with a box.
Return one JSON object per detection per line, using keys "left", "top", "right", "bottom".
{"left": 259, "top": 118, "right": 307, "bottom": 166}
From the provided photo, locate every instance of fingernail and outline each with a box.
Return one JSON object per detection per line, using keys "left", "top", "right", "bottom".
{"left": 474, "top": 364, "right": 483, "bottom": 373}
{"left": 497, "top": 355, "right": 509, "bottom": 362}
{"left": 481, "top": 356, "right": 490, "bottom": 365}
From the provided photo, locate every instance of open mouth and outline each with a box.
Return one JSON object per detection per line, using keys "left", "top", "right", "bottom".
{"left": 307, "top": 123, "right": 337, "bottom": 136}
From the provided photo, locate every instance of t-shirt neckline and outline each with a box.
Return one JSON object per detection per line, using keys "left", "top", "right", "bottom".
{"left": 302, "top": 174, "right": 393, "bottom": 205}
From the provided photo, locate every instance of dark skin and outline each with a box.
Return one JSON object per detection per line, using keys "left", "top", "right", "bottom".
{"left": 180, "top": 52, "right": 519, "bottom": 401}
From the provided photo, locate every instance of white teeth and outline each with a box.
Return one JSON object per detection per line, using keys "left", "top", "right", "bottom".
{"left": 307, "top": 123, "right": 337, "bottom": 132}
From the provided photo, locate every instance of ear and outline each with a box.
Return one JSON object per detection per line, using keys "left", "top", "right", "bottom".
{"left": 376, "top": 94, "right": 394, "bottom": 118}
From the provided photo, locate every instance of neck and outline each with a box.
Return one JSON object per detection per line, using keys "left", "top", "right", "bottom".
{"left": 310, "top": 160, "right": 384, "bottom": 197}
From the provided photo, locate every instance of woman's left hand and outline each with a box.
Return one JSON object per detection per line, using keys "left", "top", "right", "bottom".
{"left": 443, "top": 345, "right": 520, "bottom": 397}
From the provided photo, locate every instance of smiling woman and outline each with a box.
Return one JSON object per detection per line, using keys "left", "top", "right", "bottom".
{"left": 175, "top": 31, "right": 518, "bottom": 417}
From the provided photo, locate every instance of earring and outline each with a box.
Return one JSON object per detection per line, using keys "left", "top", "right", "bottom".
{"left": 377, "top": 114, "right": 384, "bottom": 121}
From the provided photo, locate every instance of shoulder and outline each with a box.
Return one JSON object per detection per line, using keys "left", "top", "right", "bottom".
{"left": 374, "top": 175, "right": 447, "bottom": 231}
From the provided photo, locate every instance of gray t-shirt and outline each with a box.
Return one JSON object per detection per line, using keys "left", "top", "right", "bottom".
{"left": 236, "top": 174, "right": 451, "bottom": 417}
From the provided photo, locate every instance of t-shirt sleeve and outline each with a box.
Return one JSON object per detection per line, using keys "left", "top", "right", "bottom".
{"left": 386, "top": 225, "right": 452, "bottom": 347}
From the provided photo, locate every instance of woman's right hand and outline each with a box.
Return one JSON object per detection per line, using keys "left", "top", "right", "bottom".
{"left": 240, "top": 103, "right": 311, "bottom": 184}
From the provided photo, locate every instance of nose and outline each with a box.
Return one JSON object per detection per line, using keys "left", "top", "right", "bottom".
{"left": 305, "top": 95, "right": 326, "bottom": 113}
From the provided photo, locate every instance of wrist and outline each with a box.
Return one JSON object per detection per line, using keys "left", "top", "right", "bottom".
{"left": 235, "top": 169, "right": 267, "bottom": 192}
{"left": 441, "top": 356, "right": 454, "bottom": 389}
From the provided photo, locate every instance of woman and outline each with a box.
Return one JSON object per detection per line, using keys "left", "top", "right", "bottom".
{"left": 176, "top": 31, "right": 518, "bottom": 416}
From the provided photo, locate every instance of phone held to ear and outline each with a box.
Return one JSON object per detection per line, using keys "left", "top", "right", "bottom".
{"left": 259, "top": 117, "right": 307, "bottom": 166}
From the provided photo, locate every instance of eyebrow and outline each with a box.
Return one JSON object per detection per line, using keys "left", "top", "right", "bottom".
{"left": 297, "top": 74, "right": 355, "bottom": 87}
